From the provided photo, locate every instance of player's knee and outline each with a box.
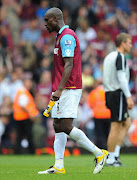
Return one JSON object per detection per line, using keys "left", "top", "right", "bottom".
{"left": 53, "top": 122, "right": 65, "bottom": 133}
{"left": 53, "top": 122, "right": 72, "bottom": 134}
{"left": 125, "top": 117, "right": 131, "bottom": 129}
{"left": 63, "top": 126, "right": 72, "bottom": 135}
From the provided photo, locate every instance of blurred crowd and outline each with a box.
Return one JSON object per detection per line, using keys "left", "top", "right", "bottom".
{"left": 0, "top": 0, "right": 137, "bottom": 153}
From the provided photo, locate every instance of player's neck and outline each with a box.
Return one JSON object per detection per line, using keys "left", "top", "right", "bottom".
{"left": 116, "top": 47, "right": 125, "bottom": 55}
{"left": 56, "top": 21, "right": 65, "bottom": 33}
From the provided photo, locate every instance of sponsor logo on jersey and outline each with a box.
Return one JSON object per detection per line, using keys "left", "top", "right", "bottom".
{"left": 65, "top": 40, "right": 72, "bottom": 47}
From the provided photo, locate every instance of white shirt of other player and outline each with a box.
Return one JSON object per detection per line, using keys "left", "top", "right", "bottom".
{"left": 103, "top": 51, "right": 131, "bottom": 98}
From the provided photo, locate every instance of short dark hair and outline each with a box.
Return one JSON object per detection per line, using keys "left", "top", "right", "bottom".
{"left": 115, "top": 33, "right": 131, "bottom": 47}
{"left": 46, "top": 7, "right": 63, "bottom": 20}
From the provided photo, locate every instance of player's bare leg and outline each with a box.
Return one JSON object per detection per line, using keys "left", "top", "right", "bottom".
{"left": 107, "top": 122, "right": 121, "bottom": 152}
{"left": 106, "top": 122, "right": 121, "bottom": 165}
{"left": 106, "top": 119, "right": 131, "bottom": 166}
{"left": 113, "top": 117, "right": 131, "bottom": 166}
{"left": 116, "top": 117, "right": 131, "bottom": 147}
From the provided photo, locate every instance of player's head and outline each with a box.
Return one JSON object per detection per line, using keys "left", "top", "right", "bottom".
{"left": 44, "top": 7, "right": 63, "bottom": 33}
{"left": 115, "top": 33, "right": 132, "bottom": 53}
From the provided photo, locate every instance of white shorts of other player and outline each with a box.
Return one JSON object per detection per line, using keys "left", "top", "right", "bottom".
{"left": 51, "top": 89, "right": 82, "bottom": 119}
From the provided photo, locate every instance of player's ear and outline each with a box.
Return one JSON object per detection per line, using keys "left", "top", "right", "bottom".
{"left": 53, "top": 15, "right": 58, "bottom": 23}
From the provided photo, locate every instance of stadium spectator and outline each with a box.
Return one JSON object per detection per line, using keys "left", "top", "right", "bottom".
{"left": 75, "top": 18, "right": 97, "bottom": 53}
{"left": 36, "top": 0, "right": 50, "bottom": 20}
{"left": 0, "top": 49, "right": 13, "bottom": 74}
{"left": 112, "top": 0, "right": 131, "bottom": 14}
{"left": 33, "top": 56, "right": 51, "bottom": 83}
{"left": 76, "top": 5, "right": 98, "bottom": 29}
{"left": 62, "top": 0, "right": 83, "bottom": 16}
{"left": 14, "top": 66, "right": 24, "bottom": 81}
{"left": 13, "top": 77, "right": 40, "bottom": 154}
{"left": 116, "top": 10, "right": 137, "bottom": 46}
{"left": 0, "top": 114, "right": 10, "bottom": 145}
{"left": 0, "top": 25, "right": 13, "bottom": 50}
{"left": 82, "top": 65, "right": 94, "bottom": 88}
{"left": 19, "top": 0, "right": 36, "bottom": 21}
{"left": 0, "top": 68, "right": 10, "bottom": 107}
{"left": 91, "top": 0, "right": 108, "bottom": 20}
{"left": 9, "top": 71, "right": 24, "bottom": 101}
{"left": 36, "top": 70, "right": 52, "bottom": 101}
{"left": 21, "top": 18, "right": 41, "bottom": 44}
{"left": 0, "top": 95, "right": 13, "bottom": 148}
{"left": 0, "top": 0, "right": 21, "bottom": 45}
{"left": 89, "top": 29, "right": 107, "bottom": 61}
{"left": 89, "top": 56, "right": 102, "bottom": 80}
{"left": 87, "top": 80, "right": 111, "bottom": 149}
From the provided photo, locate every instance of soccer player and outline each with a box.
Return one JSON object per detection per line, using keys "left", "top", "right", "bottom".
{"left": 38, "top": 7, "right": 108, "bottom": 174}
{"left": 103, "top": 33, "right": 134, "bottom": 166}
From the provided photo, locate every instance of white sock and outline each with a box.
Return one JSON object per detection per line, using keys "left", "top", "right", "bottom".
{"left": 107, "top": 152, "right": 115, "bottom": 163}
{"left": 114, "top": 145, "right": 121, "bottom": 157}
{"left": 54, "top": 132, "right": 67, "bottom": 169}
{"left": 69, "top": 127, "right": 102, "bottom": 157}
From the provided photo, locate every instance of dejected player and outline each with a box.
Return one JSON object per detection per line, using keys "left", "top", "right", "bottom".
{"left": 38, "top": 7, "right": 108, "bottom": 175}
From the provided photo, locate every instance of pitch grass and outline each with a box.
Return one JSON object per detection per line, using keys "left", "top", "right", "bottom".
{"left": 0, "top": 154, "right": 137, "bottom": 180}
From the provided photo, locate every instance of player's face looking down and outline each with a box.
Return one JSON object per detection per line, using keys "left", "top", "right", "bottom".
{"left": 44, "top": 14, "right": 57, "bottom": 33}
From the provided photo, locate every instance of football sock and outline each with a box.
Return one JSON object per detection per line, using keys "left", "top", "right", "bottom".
{"left": 69, "top": 127, "right": 102, "bottom": 157}
{"left": 54, "top": 132, "right": 67, "bottom": 169}
{"left": 114, "top": 145, "right": 121, "bottom": 157}
{"left": 107, "top": 152, "right": 115, "bottom": 163}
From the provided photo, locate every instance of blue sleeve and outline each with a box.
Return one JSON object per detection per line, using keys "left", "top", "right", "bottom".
{"left": 60, "top": 34, "right": 76, "bottom": 57}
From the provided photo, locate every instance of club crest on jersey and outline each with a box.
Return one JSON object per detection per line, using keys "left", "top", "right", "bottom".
{"left": 65, "top": 40, "right": 72, "bottom": 47}
{"left": 65, "top": 49, "right": 71, "bottom": 56}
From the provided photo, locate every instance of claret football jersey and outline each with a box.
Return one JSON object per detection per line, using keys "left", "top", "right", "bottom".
{"left": 52, "top": 25, "right": 82, "bottom": 92}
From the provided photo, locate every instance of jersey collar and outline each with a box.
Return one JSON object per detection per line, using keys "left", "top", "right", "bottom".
{"left": 58, "top": 25, "right": 69, "bottom": 34}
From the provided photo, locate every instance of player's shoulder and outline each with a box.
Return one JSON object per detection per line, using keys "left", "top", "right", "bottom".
{"left": 63, "top": 28, "right": 76, "bottom": 37}
{"left": 61, "top": 31, "right": 76, "bottom": 44}
{"left": 65, "top": 27, "right": 74, "bottom": 33}
{"left": 108, "top": 51, "right": 118, "bottom": 57}
{"left": 105, "top": 51, "right": 118, "bottom": 60}
{"left": 60, "top": 28, "right": 77, "bottom": 46}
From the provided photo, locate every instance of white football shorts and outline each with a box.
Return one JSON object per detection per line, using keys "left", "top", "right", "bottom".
{"left": 51, "top": 89, "right": 82, "bottom": 119}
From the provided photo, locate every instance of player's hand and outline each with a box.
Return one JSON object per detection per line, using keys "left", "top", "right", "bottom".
{"left": 127, "top": 97, "right": 134, "bottom": 109}
{"left": 52, "top": 89, "right": 62, "bottom": 101}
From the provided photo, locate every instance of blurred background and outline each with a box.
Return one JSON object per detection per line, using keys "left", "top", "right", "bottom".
{"left": 0, "top": 0, "right": 137, "bottom": 155}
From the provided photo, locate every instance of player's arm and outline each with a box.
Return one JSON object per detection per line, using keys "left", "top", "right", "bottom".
{"left": 116, "top": 54, "right": 134, "bottom": 109}
{"left": 52, "top": 34, "right": 76, "bottom": 100}
{"left": 52, "top": 57, "right": 73, "bottom": 99}
{"left": 58, "top": 57, "right": 73, "bottom": 91}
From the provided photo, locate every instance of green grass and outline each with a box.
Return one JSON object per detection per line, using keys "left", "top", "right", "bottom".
{"left": 0, "top": 154, "right": 137, "bottom": 180}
